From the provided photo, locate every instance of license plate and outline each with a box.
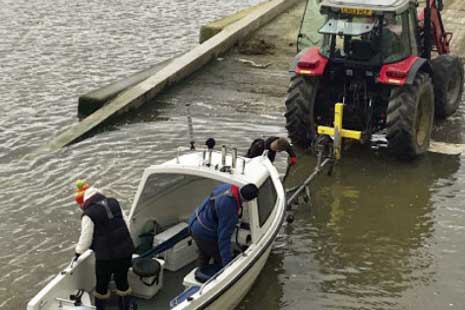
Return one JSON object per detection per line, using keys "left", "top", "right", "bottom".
{"left": 341, "top": 7, "right": 373, "bottom": 16}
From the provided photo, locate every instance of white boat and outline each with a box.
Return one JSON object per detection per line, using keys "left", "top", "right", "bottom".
{"left": 27, "top": 145, "right": 286, "bottom": 310}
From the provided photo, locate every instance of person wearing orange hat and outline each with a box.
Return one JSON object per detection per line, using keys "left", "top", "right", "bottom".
{"left": 73, "top": 180, "right": 135, "bottom": 310}
{"left": 74, "top": 179, "right": 90, "bottom": 206}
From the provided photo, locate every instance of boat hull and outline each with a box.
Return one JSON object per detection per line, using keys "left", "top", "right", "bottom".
{"left": 200, "top": 246, "right": 272, "bottom": 310}
{"left": 27, "top": 250, "right": 96, "bottom": 310}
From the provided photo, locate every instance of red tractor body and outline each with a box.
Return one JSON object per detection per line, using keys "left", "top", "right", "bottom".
{"left": 285, "top": 0, "right": 463, "bottom": 158}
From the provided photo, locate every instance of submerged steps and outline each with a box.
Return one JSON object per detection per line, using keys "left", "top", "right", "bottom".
{"left": 77, "top": 58, "right": 174, "bottom": 118}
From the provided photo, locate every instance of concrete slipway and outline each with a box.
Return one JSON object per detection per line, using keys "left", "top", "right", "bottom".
{"left": 39, "top": 0, "right": 465, "bottom": 155}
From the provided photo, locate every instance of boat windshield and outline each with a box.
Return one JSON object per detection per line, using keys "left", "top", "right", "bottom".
{"left": 135, "top": 173, "right": 222, "bottom": 212}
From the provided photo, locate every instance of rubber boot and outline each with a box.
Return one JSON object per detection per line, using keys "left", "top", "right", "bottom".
{"left": 118, "top": 295, "right": 134, "bottom": 310}
{"left": 95, "top": 297, "right": 107, "bottom": 310}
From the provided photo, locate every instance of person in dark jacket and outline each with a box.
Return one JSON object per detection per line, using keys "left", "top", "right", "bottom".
{"left": 246, "top": 136, "right": 297, "bottom": 165}
{"left": 74, "top": 181, "right": 135, "bottom": 310}
{"left": 188, "top": 183, "right": 258, "bottom": 268}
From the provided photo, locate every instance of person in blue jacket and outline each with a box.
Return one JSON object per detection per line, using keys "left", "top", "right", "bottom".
{"left": 188, "top": 183, "right": 258, "bottom": 267}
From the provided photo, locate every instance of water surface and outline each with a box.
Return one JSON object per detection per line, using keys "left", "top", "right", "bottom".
{"left": 1, "top": 1, "right": 465, "bottom": 309}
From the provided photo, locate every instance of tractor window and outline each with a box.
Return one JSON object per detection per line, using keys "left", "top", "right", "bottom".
{"left": 297, "top": 0, "right": 326, "bottom": 51}
{"left": 320, "top": 15, "right": 377, "bottom": 59}
{"left": 321, "top": 34, "right": 346, "bottom": 57}
{"left": 409, "top": 8, "right": 419, "bottom": 55}
{"left": 382, "top": 13, "right": 411, "bottom": 63}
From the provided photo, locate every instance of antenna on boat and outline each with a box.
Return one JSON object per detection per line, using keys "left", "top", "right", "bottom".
{"left": 186, "top": 103, "right": 195, "bottom": 150}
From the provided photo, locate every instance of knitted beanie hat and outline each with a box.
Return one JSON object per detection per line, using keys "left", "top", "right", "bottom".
{"left": 74, "top": 179, "right": 90, "bottom": 205}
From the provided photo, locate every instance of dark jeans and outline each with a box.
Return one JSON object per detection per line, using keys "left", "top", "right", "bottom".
{"left": 192, "top": 235, "right": 221, "bottom": 267}
{"left": 95, "top": 257, "right": 132, "bottom": 296}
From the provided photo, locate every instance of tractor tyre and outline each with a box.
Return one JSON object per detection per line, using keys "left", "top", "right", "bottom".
{"left": 284, "top": 75, "right": 319, "bottom": 148}
{"left": 386, "top": 72, "right": 435, "bottom": 159}
{"left": 431, "top": 55, "right": 464, "bottom": 119}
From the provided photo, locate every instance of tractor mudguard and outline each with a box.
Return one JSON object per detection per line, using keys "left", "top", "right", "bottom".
{"left": 289, "top": 47, "right": 328, "bottom": 77}
{"left": 378, "top": 56, "right": 432, "bottom": 86}
{"left": 406, "top": 58, "right": 432, "bottom": 84}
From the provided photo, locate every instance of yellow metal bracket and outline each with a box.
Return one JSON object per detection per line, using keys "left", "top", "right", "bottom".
{"left": 317, "top": 103, "right": 362, "bottom": 160}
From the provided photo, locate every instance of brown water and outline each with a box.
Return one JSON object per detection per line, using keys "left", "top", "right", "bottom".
{"left": 2, "top": 0, "right": 465, "bottom": 309}
{"left": 242, "top": 147, "right": 465, "bottom": 310}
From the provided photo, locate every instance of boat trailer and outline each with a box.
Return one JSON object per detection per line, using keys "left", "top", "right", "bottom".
{"left": 285, "top": 102, "right": 362, "bottom": 212}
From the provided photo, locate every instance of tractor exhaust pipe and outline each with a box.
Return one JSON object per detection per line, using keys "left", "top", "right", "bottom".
{"left": 423, "top": 0, "right": 432, "bottom": 59}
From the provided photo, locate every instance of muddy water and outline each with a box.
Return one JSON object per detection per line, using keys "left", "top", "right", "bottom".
{"left": 243, "top": 147, "right": 465, "bottom": 310}
{"left": 2, "top": 1, "right": 465, "bottom": 310}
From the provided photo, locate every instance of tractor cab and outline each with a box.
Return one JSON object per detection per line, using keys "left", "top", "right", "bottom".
{"left": 303, "top": 0, "right": 420, "bottom": 66}
{"left": 318, "top": 8, "right": 414, "bottom": 65}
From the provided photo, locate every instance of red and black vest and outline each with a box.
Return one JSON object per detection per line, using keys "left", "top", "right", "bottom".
{"left": 83, "top": 194, "right": 135, "bottom": 260}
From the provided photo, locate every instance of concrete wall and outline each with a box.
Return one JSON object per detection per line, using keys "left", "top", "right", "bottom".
{"left": 39, "top": 0, "right": 303, "bottom": 153}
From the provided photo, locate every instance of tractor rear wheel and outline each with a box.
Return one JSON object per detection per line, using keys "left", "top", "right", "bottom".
{"left": 284, "top": 75, "right": 319, "bottom": 148}
{"left": 386, "top": 72, "right": 435, "bottom": 159}
{"left": 431, "top": 55, "right": 464, "bottom": 119}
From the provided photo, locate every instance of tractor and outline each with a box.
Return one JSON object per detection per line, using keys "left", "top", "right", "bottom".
{"left": 285, "top": 0, "right": 464, "bottom": 159}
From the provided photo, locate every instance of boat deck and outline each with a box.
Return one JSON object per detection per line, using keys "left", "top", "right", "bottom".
{"left": 134, "top": 262, "right": 197, "bottom": 310}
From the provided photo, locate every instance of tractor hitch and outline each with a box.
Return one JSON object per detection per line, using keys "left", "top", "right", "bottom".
{"left": 317, "top": 102, "right": 362, "bottom": 161}
{"left": 285, "top": 102, "right": 362, "bottom": 216}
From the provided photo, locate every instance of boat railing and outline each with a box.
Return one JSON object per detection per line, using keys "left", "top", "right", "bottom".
{"left": 176, "top": 146, "right": 247, "bottom": 175}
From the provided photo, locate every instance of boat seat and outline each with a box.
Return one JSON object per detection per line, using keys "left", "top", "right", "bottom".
{"left": 152, "top": 223, "right": 197, "bottom": 271}
{"left": 169, "top": 285, "right": 200, "bottom": 308}
{"left": 138, "top": 223, "right": 190, "bottom": 260}
{"left": 132, "top": 257, "right": 161, "bottom": 279}
{"left": 129, "top": 255, "right": 164, "bottom": 299}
